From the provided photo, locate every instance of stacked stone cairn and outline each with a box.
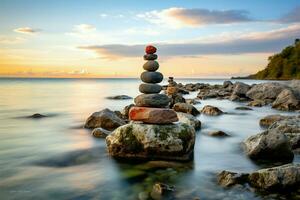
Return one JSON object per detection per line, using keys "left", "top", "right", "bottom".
{"left": 105, "top": 45, "right": 195, "bottom": 161}
{"left": 129, "top": 45, "right": 178, "bottom": 124}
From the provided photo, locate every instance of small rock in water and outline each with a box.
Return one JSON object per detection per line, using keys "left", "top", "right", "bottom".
{"left": 201, "top": 105, "right": 223, "bottom": 116}
{"left": 145, "top": 45, "right": 157, "bottom": 54}
{"left": 134, "top": 94, "right": 170, "bottom": 108}
{"left": 177, "top": 112, "right": 201, "bottom": 130}
{"left": 106, "top": 95, "right": 132, "bottom": 100}
{"left": 139, "top": 83, "right": 162, "bottom": 94}
{"left": 259, "top": 114, "right": 287, "bottom": 128}
{"left": 208, "top": 131, "right": 230, "bottom": 137}
{"left": 235, "top": 106, "right": 253, "bottom": 110}
{"left": 28, "top": 113, "right": 47, "bottom": 119}
{"left": 144, "top": 54, "right": 158, "bottom": 60}
{"left": 217, "top": 170, "right": 248, "bottom": 187}
{"left": 186, "top": 98, "right": 201, "bottom": 105}
{"left": 140, "top": 71, "right": 163, "bottom": 84}
{"left": 129, "top": 106, "right": 178, "bottom": 124}
{"left": 91, "top": 127, "right": 111, "bottom": 138}
{"left": 173, "top": 103, "right": 200, "bottom": 116}
{"left": 143, "top": 60, "right": 159, "bottom": 71}
{"left": 247, "top": 100, "right": 268, "bottom": 107}
{"left": 150, "top": 183, "right": 175, "bottom": 200}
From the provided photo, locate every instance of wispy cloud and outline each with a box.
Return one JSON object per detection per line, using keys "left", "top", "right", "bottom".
{"left": 0, "top": 36, "right": 26, "bottom": 44}
{"left": 137, "top": 7, "right": 253, "bottom": 28}
{"left": 13, "top": 27, "right": 41, "bottom": 34}
{"left": 278, "top": 6, "right": 300, "bottom": 23}
{"left": 78, "top": 24, "right": 300, "bottom": 59}
{"left": 73, "top": 24, "right": 96, "bottom": 32}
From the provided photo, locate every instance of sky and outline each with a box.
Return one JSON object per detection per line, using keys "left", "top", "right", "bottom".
{"left": 0, "top": 0, "right": 300, "bottom": 78}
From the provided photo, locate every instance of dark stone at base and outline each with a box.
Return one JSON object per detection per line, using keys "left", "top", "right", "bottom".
{"left": 144, "top": 54, "right": 158, "bottom": 60}
{"left": 139, "top": 83, "right": 162, "bottom": 94}
{"left": 141, "top": 71, "right": 163, "bottom": 84}
{"left": 134, "top": 94, "right": 170, "bottom": 108}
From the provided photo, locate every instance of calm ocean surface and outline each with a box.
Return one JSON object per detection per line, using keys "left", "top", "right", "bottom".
{"left": 0, "top": 78, "right": 298, "bottom": 200}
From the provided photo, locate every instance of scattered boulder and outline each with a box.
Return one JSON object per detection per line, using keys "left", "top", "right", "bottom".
{"left": 168, "top": 93, "right": 186, "bottom": 108}
{"left": 259, "top": 115, "right": 288, "bottom": 128}
{"left": 106, "top": 122, "right": 195, "bottom": 161}
{"left": 243, "top": 129, "right": 294, "bottom": 163}
{"left": 246, "top": 82, "right": 286, "bottom": 101}
{"left": 173, "top": 103, "right": 200, "bottom": 116}
{"left": 27, "top": 113, "right": 47, "bottom": 119}
{"left": 230, "top": 82, "right": 250, "bottom": 99}
{"left": 235, "top": 107, "right": 253, "bottom": 111}
{"left": 177, "top": 112, "right": 201, "bottom": 130}
{"left": 208, "top": 131, "right": 230, "bottom": 137}
{"left": 218, "top": 164, "right": 300, "bottom": 192}
{"left": 272, "top": 89, "right": 300, "bottom": 111}
{"left": 186, "top": 98, "right": 201, "bottom": 105}
{"left": 84, "top": 108, "right": 126, "bottom": 130}
{"left": 106, "top": 95, "right": 132, "bottom": 100}
{"left": 92, "top": 128, "right": 111, "bottom": 138}
{"left": 223, "top": 80, "right": 233, "bottom": 88}
{"left": 201, "top": 105, "right": 223, "bottom": 116}
{"left": 150, "top": 183, "right": 175, "bottom": 200}
{"left": 247, "top": 100, "right": 268, "bottom": 107}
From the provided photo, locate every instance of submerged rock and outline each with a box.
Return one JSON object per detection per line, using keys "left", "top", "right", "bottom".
{"left": 92, "top": 127, "right": 111, "bottom": 138}
{"left": 106, "top": 122, "right": 195, "bottom": 161}
{"left": 186, "top": 98, "right": 201, "bottom": 105}
{"left": 208, "top": 131, "right": 230, "bottom": 137}
{"left": 173, "top": 103, "right": 200, "bottom": 116}
{"left": 201, "top": 105, "right": 223, "bottom": 116}
{"left": 150, "top": 183, "right": 175, "bottom": 200}
{"left": 259, "top": 114, "right": 288, "bottom": 128}
{"left": 27, "top": 113, "right": 47, "bottom": 119}
{"left": 243, "top": 129, "right": 294, "bottom": 163}
{"left": 218, "top": 164, "right": 300, "bottom": 192}
{"left": 177, "top": 112, "right": 201, "bottom": 130}
{"left": 247, "top": 100, "right": 268, "bottom": 107}
{"left": 235, "top": 106, "right": 253, "bottom": 111}
{"left": 84, "top": 108, "right": 126, "bottom": 130}
{"left": 106, "top": 95, "right": 132, "bottom": 100}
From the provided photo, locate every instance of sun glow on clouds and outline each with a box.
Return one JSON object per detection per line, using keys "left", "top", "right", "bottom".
{"left": 14, "top": 27, "right": 41, "bottom": 34}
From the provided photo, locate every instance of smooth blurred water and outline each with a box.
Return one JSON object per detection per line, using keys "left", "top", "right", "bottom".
{"left": 0, "top": 78, "right": 298, "bottom": 200}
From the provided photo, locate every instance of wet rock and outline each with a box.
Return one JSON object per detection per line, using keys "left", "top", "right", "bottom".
{"left": 247, "top": 100, "right": 268, "bottom": 107}
{"left": 92, "top": 127, "right": 111, "bottom": 138}
{"left": 272, "top": 89, "right": 300, "bottom": 111}
{"left": 248, "top": 164, "right": 300, "bottom": 191}
{"left": 259, "top": 115, "right": 288, "bottom": 128}
{"left": 141, "top": 71, "right": 163, "bottom": 84}
{"left": 139, "top": 83, "right": 162, "bottom": 94}
{"left": 217, "top": 171, "right": 248, "bottom": 187}
{"left": 121, "top": 104, "right": 135, "bottom": 118}
{"left": 246, "top": 82, "right": 287, "bottom": 101}
{"left": 84, "top": 108, "right": 126, "bottom": 130}
{"left": 143, "top": 60, "right": 159, "bottom": 71}
{"left": 231, "top": 82, "right": 250, "bottom": 98}
{"left": 168, "top": 93, "right": 186, "bottom": 108}
{"left": 150, "top": 183, "right": 175, "bottom": 200}
{"left": 135, "top": 94, "right": 170, "bottom": 108}
{"left": 197, "top": 89, "right": 218, "bottom": 99}
{"left": 173, "top": 103, "right": 200, "bottom": 116}
{"left": 186, "top": 98, "right": 201, "bottom": 105}
{"left": 129, "top": 106, "right": 178, "bottom": 124}
{"left": 243, "top": 129, "right": 294, "bottom": 163}
{"left": 177, "top": 112, "right": 201, "bottom": 130}
{"left": 208, "top": 131, "right": 230, "bottom": 137}
{"left": 27, "top": 113, "right": 47, "bottom": 119}
{"left": 106, "top": 122, "right": 195, "bottom": 161}
{"left": 223, "top": 80, "right": 233, "bottom": 88}
{"left": 201, "top": 105, "right": 223, "bottom": 116}
{"left": 235, "top": 107, "right": 253, "bottom": 111}
{"left": 106, "top": 95, "right": 132, "bottom": 100}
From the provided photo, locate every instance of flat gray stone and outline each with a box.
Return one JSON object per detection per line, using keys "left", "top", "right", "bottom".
{"left": 144, "top": 54, "right": 158, "bottom": 60}
{"left": 134, "top": 94, "right": 170, "bottom": 108}
{"left": 139, "top": 83, "right": 162, "bottom": 94}
{"left": 141, "top": 71, "right": 163, "bottom": 84}
{"left": 143, "top": 61, "right": 159, "bottom": 71}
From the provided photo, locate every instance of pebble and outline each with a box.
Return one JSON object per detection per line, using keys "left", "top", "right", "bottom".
{"left": 134, "top": 94, "right": 170, "bottom": 108}
{"left": 144, "top": 54, "right": 158, "bottom": 60}
{"left": 141, "top": 71, "right": 163, "bottom": 84}
{"left": 145, "top": 45, "right": 157, "bottom": 54}
{"left": 143, "top": 60, "right": 159, "bottom": 71}
{"left": 139, "top": 83, "right": 162, "bottom": 94}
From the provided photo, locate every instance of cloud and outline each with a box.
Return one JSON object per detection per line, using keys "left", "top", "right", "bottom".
{"left": 137, "top": 7, "right": 253, "bottom": 28}
{"left": 14, "top": 27, "right": 41, "bottom": 34}
{"left": 0, "top": 36, "right": 25, "bottom": 44}
{"left": 78, "top": 24, "right": 300, "bottom": 59}
{"left": 74, "top": 24, "right": 96, "bottom": 32}
{"left": 279, "top": 6, "right": 300, "bottom": 23}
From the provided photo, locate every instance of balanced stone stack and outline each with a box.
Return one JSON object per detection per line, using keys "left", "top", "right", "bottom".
{"left": 129, "top": 45, "right": 178, "bottom": 124}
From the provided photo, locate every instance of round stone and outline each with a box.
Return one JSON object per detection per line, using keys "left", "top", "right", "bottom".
{"left": 144, "top": 54, "right": 158, "bottom": 60}
{"left": 143, "top": 61, "right": 159, "bottom": 71}
{"left": 145, "top": 45, "right": 157, "bottom": 54}
{"left": 141, "top": 71, "right": 163, "bottom": 84}
{"left": 134, "top": 94, "right": 170, "bottom": 108}
{"left": 139, "top": 83, "right": 162, "bottom": 94}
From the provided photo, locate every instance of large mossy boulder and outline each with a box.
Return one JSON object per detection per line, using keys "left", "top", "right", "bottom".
{"left": 106, "top": 122, "right": 195, "bottom": 161}
{"left": 84, "top": 108, "right": 126, "bottom": 130}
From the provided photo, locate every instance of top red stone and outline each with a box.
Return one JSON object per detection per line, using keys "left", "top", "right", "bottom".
{"left": 145, "top": 45, "right": 157, "bottom": 54}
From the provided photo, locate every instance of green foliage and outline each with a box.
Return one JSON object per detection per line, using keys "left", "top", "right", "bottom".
{"left": 252, "top": 39, "right": 300, "bottom": 80}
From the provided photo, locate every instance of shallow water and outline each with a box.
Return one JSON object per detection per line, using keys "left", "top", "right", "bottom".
{"left": 0, "top": 78, "right": 299, "bottom": 200}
